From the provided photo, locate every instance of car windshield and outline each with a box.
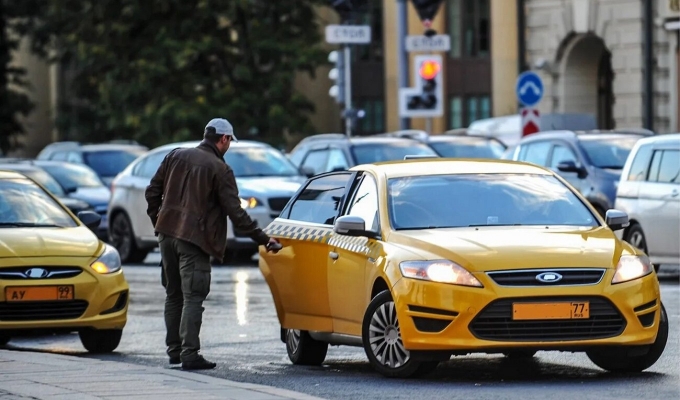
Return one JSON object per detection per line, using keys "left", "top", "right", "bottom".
{"left": 0, "top": 178, "right": 77, "bottom": 227}
{"left": 387, "top": 173, "right": 597, "bottom": 230}
{"left": 19, "top": 169, "right": 66, "bottom": 197}
{"left": 83, "top": 149, "right": 145, "bottom": 177}
{"left": 429, "top": 138, "right": 506, "bottom": 159}
{"left": 579, "top": 136, "right": 642, "bottom": 169}
{"left": 224, "top": 147, "right": 301, "bottom": 177}
{"left": 351, "top": 142, "right": 438, "bottom": 164}
{"left": 43, "top": 162, "right": 104, "bottom": 189}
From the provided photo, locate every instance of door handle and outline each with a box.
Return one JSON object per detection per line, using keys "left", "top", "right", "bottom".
{"left": 329, "top": 251, "right": 338, "bottom": 260}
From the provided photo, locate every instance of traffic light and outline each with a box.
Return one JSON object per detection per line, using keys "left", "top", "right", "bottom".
{"left": 328, "top": 0, "right": 368, "bottom": 19}
{"left": 410, "top": 0, "right": 444, "bottom": 26}
{"left": 328, "top": 50, "right": 345, "bottom": 104}
{"left": 402, "top": 55, "right": 443, "bottom": 117}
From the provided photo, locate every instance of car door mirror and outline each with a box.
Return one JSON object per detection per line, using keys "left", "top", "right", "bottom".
{"left": 77, "top": 211, "right": 102, "bottom": 231}
{"left": 334, "top": 215, "right": 378, "bottom": 239}
{"left": 300, "top": 166, "right": 315, "bottom": 178}
{"left": 557, "top": 160, "right": 588, "bottom": 178}
{"left": 64, "top": 185, "right": 78, "bottom": 194}
{"left": 605, "top": 209, "right": 629, "bottom": 231}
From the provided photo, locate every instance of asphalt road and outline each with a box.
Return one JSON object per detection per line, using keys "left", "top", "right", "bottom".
{"left": 6, "top": 252, "right": 680, "bottom": 400}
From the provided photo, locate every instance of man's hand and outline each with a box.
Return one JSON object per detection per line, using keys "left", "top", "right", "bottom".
{"left": 265, "top": 238, "right": 282, "bottom": 253}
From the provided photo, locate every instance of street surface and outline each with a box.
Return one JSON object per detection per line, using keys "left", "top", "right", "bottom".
{"left": 6, "top": 252, "right": 680, "bottom": 400}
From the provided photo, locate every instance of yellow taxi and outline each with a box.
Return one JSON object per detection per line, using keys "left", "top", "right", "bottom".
{"left": 259, "top": 158, "right": 667, "bottom": 378}
{"left": 0, "top": 170, "right": 128, "bottom": 353}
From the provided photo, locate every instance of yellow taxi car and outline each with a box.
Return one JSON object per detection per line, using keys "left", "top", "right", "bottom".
{"left": 0, "top": 170, "right": 128, "bottom": 353}
{"left": 259, "top": 158, "right": 667, "bottom": 378}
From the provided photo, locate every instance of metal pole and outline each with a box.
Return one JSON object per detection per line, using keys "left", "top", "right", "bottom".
{"left": 643, "top": 0, "right": 654, "bottom": 131}
{"left": 397, "top": 0, "right": 409, "bottom": 129}
{"left": 425, "top": 118, "right": 432, "bottom": 134}
{"left": 344, "top": 44, "right": 352, "bottom": 136}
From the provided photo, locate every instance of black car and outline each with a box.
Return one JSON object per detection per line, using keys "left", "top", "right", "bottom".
{"left": 287, "top": 134, "right": 439, "bottom": 175}
{"left": 510, "top": 129, "right": 652, "bottom": 216}
{"left": 36, "top": 141, "right": 147, "bottom": 187}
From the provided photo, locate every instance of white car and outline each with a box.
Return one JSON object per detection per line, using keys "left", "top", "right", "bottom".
{"left": 615, "top": 133, "right": 680, "bottom": 272}
{"left": 107, "top": 140, "right": 307, "bottom": 263}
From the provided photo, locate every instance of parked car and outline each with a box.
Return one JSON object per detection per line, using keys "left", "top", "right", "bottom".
{"left": 37, "top": 141, "right": 148, "bottom": 187}
{"left": 9, "top": 160, "right": 112, "bottom": 241}
{"left": 287, "top": 134, "right": 439, "bottom": 175}
{"left": 0, "top": 170, "right": 129, "bottom": 352}
{"left": 108, "top": 140, "right": 307, "bottom": 263}
{"left": 382, "top": 129, "right": 507, "bottom": 159}
{"left": 510, "top": 130, "right": 652, "bottom": 216}
{"left": 615, "top": 133, "right": 680, "bottom": 272}
{"left": 260, "top": 158, "right": 666, "bottom": 378}
{"left": 0, "top": 163, "right": 93, "bottom": 218}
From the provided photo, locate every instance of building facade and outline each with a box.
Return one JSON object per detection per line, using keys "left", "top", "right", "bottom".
{"left": 524, "top": 0, "right": 679, "bottom": 133}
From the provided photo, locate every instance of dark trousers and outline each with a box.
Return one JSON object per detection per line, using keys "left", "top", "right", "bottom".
{"left": 159, "top": 233, "right": 211, "bottom": 362}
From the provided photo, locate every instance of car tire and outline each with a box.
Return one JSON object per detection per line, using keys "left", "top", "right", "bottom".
{"left": 110, "top": 212, "right": 149, "bottom": 264}
{"left": 285, "top": 329, "right": 328, "bottom": 366}
{"left": 79, "top": 329, "right": 123, "bottom": 353}
{"left": 0, "top": 333, "right": 10, "bottom": 346}
{"left": 362, "top": 290, "right": 439, "bottom": 378}
{"left": 586, "top": 303, "right": 668, "bottom": 373}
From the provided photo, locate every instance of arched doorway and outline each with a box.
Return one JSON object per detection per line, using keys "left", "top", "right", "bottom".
{"left": 559, "top": 35, "right": 614, "bottom": 129}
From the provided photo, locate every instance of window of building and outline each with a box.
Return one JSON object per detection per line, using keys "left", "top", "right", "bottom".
{"left": 352, "top": 0, "right": 383, "bottom": 62}
{"left": 356, "top": 99, "right": 385, "bottom": 134}
{"left": 448, "top": 0, "right": 490, "bottom": 59}
{"left": 449, "top": 96, "right": 463, "bottom": 129}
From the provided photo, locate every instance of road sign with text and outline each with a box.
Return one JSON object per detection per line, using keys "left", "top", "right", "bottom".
{"left": 405, "top": 35, "right": 450, "bottom": 52}
{"left": 325, "top": 25, "right": 371, "bottom": 44}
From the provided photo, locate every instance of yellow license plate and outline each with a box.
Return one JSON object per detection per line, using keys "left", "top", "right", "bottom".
{"left": 5, "top": 286, "right": 75, "bottom": 302}
{"left": 512, "top": 301, "right": 590, "bottom": 320}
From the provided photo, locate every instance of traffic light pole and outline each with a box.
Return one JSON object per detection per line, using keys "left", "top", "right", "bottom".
{"left": 344, "top": 44, "right": 353, "bottom": 137}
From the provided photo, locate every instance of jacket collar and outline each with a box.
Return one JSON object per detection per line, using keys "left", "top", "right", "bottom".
{"left": 197, "top": 140, "right": 225, "bottom": 163}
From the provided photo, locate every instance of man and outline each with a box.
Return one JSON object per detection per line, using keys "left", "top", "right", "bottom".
{"left": 145, "top": 118, "right": 281, "bottom": 370}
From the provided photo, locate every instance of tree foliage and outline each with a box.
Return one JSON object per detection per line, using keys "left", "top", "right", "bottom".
{"left": 0, "top": 0, "right": 35, "bottom": 155}
{"left": 18, "top": 0, "right": 327, "bottom": 147}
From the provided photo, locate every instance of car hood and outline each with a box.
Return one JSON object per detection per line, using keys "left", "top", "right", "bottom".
{"left": 389, "top": 226, "right": 628, "bottom": 272}
{"left": 235, "top": 176, "right": 306, "bottom": 197}
{"left": 0, "top": 227, "right": 101, "bottom": 258}
{"left": 69, "top": 186, "right": 111, "bottom": 206}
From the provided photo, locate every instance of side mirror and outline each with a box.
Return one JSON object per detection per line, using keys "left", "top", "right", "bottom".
{"left": 334, "top": 215, "right": 378, "bottom": 239}
{"left": 65, "top": 186, "right": 78, "bottom": 194}
{"left": 557, "top": 160, "right": 588, "bottom": 178}
{"left": 300, "top": 166, "right": 315, "bottom": 178}
{"left": 77, "top": 211, "right": 102, "bottom": 231}
{"left": 605, "top": 209, "right": 629, "bottom": 231}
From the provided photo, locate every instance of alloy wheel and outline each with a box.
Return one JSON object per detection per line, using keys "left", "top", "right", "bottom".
{"left": 286, "top": 329, "right": 301, "bottom": 355}
{"left": 368, "top": 301, "right": 410, "bottom": 369}
{"left": 628, "top": 230, "right": 647, "bottom": 252}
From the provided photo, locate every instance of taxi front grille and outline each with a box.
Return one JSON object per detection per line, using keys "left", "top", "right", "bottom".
{"left": 0, "top": 267, "right": 82, "bottom": 280}
{"left": 0, "top": 300, "right": 88, "bottom": 321}
{"left": 487, "top": 268, "right": 605, "bottom": 287}
{"left": 469, "top": 296, "right": 626, "bottom": 342}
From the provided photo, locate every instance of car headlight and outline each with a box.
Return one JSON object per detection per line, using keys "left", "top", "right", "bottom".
{"left": 90, "top": 244, "right": 122, "bottom": 274}
{"left": 240, "top": 197, "right": 261, "bottom": 209}
{"left": 399, "top": 260, "right": 483, "bottom": 287}
{"left": 611, "top": 255, "right": 653, "bottom": 284}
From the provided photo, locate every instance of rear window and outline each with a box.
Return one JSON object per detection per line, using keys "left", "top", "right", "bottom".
{"left": 83, "top": 149, "right": 144, "bottom": 177}
{"left": 430, "top": 138, "right": 505, "bottom": 159}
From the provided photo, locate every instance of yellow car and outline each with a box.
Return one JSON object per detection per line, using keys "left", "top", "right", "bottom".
{"left": 259, "top": 158, "right": 667, "bottom": 378}
{"left": 0, "top": 170, "right": 129, "bottom": 353}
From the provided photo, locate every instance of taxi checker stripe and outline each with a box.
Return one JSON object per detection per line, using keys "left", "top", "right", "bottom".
{"left": 265, "top": 221, "right": 332, "bottom": 242}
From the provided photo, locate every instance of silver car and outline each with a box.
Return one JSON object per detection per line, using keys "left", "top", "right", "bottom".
{"left": 615, "top": 133, "right": 680, "bottom": 272}
{"left": 107, "top": 140, "right": 307, "bottom": 263}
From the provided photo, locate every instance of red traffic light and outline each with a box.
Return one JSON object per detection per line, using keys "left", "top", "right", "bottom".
{"left": 419, "top": 60, "right": 441, "bottom": 80}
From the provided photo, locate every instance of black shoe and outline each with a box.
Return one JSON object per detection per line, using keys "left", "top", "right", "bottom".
{"left": 181, "top": 355, "right": 216, "bottom": 370}
{"left": 169, "top": 356, "right": 181, "bottom": 365}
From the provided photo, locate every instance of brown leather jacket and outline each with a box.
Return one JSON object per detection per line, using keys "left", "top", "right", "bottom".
{"left": 145, "top": 140, "right": 269, "bottom": 261}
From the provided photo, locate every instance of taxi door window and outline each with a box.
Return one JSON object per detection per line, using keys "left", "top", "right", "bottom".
{"left": 301, "top": 150, "right": 330, "bottom": 175}
{"left": 288, "top": 173, "right": 352, "bottom": 225}
{"left": 346, "top": 174, "right": 379, "bottom": 232}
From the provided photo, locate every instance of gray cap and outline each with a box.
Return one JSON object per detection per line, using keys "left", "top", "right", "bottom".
{"left": 205, "top": 118, "right": 238, "bottom": 142}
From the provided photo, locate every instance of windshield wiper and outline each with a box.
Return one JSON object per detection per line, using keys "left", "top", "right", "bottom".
{"left": 0, "top": 222, "right": 65, "bottom": 228}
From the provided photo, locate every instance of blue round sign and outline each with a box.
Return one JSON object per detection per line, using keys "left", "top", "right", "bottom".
{"left": 515, "top": 71, "right": 544, "bottom": 107}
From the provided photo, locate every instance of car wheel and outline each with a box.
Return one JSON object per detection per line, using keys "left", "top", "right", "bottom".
{"left": 110, "top": 212, "right": 149, "bottom": 264}
{"left": 586, "top": 303, "right": 668, "bottom": 372}
{"left": 79, "top": 329, "right": 123, "bottom": 353}
{"left": 0, "top": 333, "right": 10, "bottom": 346}
{"left": 625, "top": 223, "right": 648, "bottom": 253}
{"left": 503, "top": 350, "right": 537, "bottom": 359}
{"left": 285, "top": 329, "right": 328, "bottom": 366}
{"left": 362, "top": 290, "right": 439, "bottom": 378}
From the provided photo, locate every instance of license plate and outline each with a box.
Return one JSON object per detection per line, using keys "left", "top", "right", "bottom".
{"left": 5, "top": 286, "right": 75, "bottom": 302}
{"left": 512, "top": 301, "right": 590, "bottom": 320}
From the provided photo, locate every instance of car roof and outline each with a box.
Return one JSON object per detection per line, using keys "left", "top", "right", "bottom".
{"left": 0, "top": 163, "right": 43, "bottom": 172}
{"left": 351, "top": 158, "right": 552, "bottom": 178}
{"left": 519, "top": 130, "right": 649, "bottom": 143}
{"left": 634, "top": 133, "right": 680, "bottom": 147}
{"left": 78, "top": 144, "right": 148, "bottom": 152}
{"left": 150, "top": 139, "right": 273, "bottom": 153}
{"left": 296, "top": 133, "right": 425, "bottom": 147}
{"left": 0, "top": 170, "right": 33, "bottom": 180}
{"left": 427, "top": 135, "right": 501, "bottom": 143}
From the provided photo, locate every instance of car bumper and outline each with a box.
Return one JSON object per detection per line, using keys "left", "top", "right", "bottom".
{"left": 392, "top": 270, "right": 661, "bottom": 352}
{"left": 0, "top": 268, "right": 129, "bottom": 333}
